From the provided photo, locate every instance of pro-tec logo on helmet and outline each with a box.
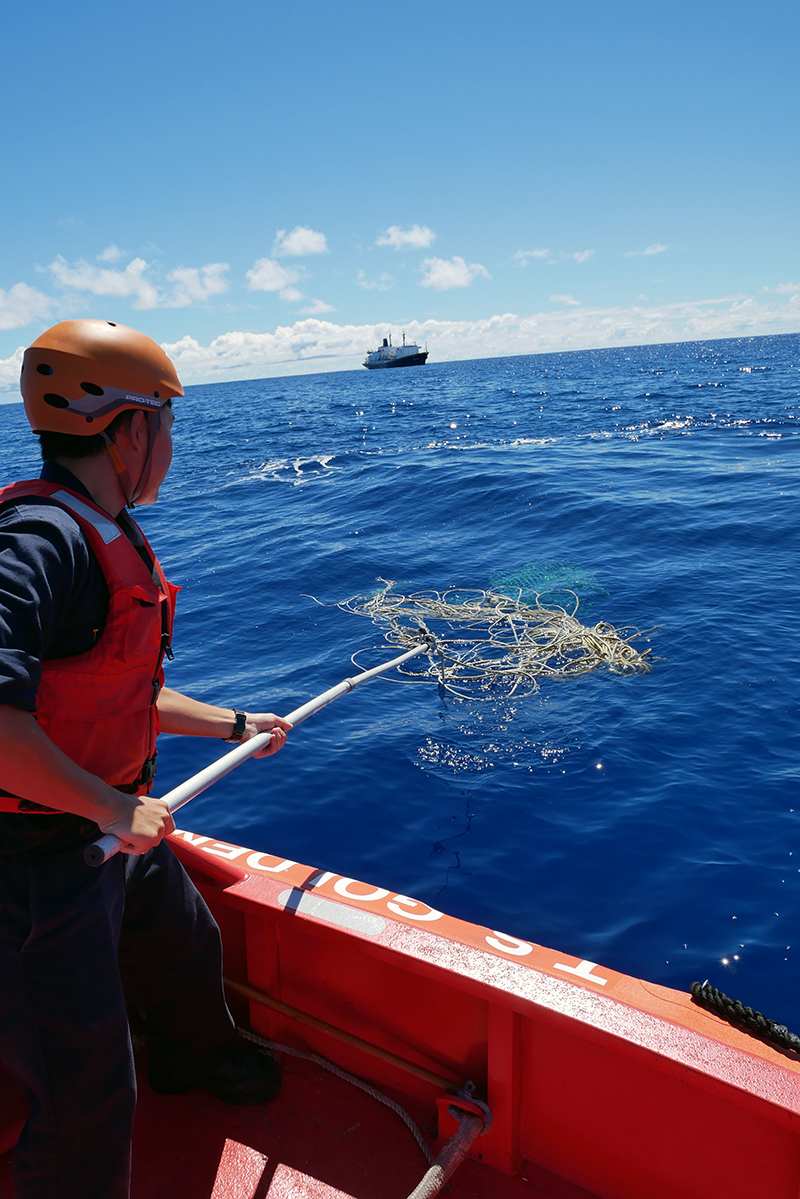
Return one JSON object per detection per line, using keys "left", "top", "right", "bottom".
{"left": 125, "top": 395, "right": 163, "bottom": 408}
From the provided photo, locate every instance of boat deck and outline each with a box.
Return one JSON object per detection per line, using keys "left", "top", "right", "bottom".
{"left": 4, "top": 831, "right": 800, "bottom": 1198}
{"left": 0, "top": 1049, "right": 596, "bottom": 1199}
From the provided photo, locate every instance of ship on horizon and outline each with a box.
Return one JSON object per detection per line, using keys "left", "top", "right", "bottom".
{"left": 363, "top": 331, "right": 429, "bottom": 369}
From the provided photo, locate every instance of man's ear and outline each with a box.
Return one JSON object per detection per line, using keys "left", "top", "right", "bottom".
{"left": 127, "top": 409, "right": 148, "bottom": 451}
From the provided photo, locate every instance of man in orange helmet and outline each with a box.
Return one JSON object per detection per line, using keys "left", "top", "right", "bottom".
{"left": 0, "top": 320, "right": 292, "bottom": 1198}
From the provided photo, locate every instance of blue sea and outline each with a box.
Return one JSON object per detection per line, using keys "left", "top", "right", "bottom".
{"left": 2, "top": 333, "right": 799, "bottom": 1023}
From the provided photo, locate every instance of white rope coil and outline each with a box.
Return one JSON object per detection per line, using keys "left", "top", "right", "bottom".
{"left": 339, "top": 578, "right": 656, "bottom": 700}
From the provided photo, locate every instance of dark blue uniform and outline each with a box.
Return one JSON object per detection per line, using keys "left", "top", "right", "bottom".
{"left": 0, "top": 464, "right": 236, "bottom": 1198}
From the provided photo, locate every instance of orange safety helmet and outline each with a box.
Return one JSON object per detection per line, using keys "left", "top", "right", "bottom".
{"left": 20, "top": 319, "right": 183, "bottom": 436}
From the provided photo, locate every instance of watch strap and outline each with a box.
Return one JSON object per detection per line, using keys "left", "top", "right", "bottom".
{"left": 224, "top": 709, "right": 247, "bottom": 742}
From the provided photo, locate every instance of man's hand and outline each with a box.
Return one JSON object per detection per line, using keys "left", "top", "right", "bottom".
{"left": 0, "top": 705, "right": 177, "bottom": 836}
{"left": 157, "top": 688, "right": 292, "bottom": 754}
{"left": 100, "top": 793, "right": 176, "bottom": 855}
{"left": 241, "top": 713, "right": 293, "bottom": 758}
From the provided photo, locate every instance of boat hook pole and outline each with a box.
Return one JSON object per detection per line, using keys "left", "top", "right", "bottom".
{"left": 85, "top": 642, "right": 428, "bottom": 867}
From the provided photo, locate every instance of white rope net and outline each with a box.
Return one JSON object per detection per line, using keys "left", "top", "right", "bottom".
{"left": 340, "top": 577, "right": 656, "bottom": 701}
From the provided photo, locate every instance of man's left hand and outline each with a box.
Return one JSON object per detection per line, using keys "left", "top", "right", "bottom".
{"left": 242, "top": 713, "right": 293, "bottom": 757}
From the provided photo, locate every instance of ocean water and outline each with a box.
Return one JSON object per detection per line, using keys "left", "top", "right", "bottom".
{"left": 2, "top": 332, "right": 799, "bottom": 1023}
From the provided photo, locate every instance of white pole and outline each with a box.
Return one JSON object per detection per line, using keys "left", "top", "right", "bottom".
{"left": 85, "top": 642, "right": 428, "bottom": 867}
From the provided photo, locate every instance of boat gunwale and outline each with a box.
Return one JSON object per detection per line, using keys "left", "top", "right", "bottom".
{"left": 170, "top": 829, "right": 800, "bottom": 1130}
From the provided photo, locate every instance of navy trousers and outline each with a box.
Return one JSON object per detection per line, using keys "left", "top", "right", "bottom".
{"left": 0, "top": 816, "right": 235, "bottom": 1198}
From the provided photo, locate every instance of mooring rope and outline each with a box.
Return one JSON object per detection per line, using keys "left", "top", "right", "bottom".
{"left": 239, "top": 1028, "right": 436, "bottom": 1165}
{"left": 690, "top": 981, "right": 800, "bottom": 1055}
{"left": 336, "top": 578, "right": 656, "bottom": 700}
{"left": 405, "top": 1107, "right": 485, "bottom": 1199}
{"left": 239, "top": 1029, "right": 495, "bottom": 1198}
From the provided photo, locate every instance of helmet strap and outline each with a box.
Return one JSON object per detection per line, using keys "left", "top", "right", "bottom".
{"left": 100, "top": 430, "right": 135, "bottom": 508}
{"left": 129, "top": 412, "right": 162, "bottom": 508}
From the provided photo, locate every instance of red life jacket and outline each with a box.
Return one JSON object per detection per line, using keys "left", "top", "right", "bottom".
{"left": 0, "top": 481, "right": 178, "bottom": 812}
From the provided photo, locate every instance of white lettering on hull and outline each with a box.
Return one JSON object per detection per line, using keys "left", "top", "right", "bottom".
{"left": 553, "top": 959, "right": 608, "bottom": 986}
{"left": 333, "top": 878, "right": 391, "bottom": 902}
{"left": 245, "top": 852, "right": 298, "bottom": 873}
{"left": 387, "top": 896, "right": 443, "bottom": 922}
{"left": 486, "top": 931, "right": 533, "bottom": 957}
{"left": 203, "top": 842, "right": 250, "bottom": 860}
{"left": 176, "top": 831, "right": 211, "bottom": 846}
{"left": 174, "top": 831, "right": 615, "bottom": 987}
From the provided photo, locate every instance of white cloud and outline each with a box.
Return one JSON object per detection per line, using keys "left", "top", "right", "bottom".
{"left": 48, "top": 255, "right": 160, "bottom": 309}
{"left": 549, "top": 294, "right": 581, "bottom": 306}
{"left": 356, "top": 269, "right": 394, "bottom": 291}
{"left": 513, "top": 249, "right": 550, "bottom": 265}
{"left": 48, "top": 255, "right": 230, "bottom": 309}
{"left": 273, "top": 226, "right": 328, "bottom": 256}
{"left": 246, "top": 258, "right": 301, "bottom": 292}
{"left": 763, "top": 281, "right": 799, "bottom": 294}
{"left": 0, "top": 346, "right": 24, "bottom": 392}
{"left": 0, "top": 283, "right": 54, "bottom": 331}
{"left": 298, "top": 298, "right": 336, "bottom": 315}
{"left": 279, "top": 286, "right": 306, "bottom": 303}
{"left": 419, "top": 256, "right": 491, "bottom": 290}
{"left": 516, "top": 248, "right": 593, "bottom": 265}
{"left": 376, "top": 224, "right": 436, "bottom": 250}
{"left": 146, "top": 293, "right": 800, "bottom": 388}
{"left": 166, "top": 263, "right": 229, "bottom": 307}
{"left": 625, "top": 243, "right": 669, "bottom": 257}
{"left": 98, "top": 244, "right": 125, "bottom": 262}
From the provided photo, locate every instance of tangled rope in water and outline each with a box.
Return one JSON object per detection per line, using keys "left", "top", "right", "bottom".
{"left": 337, "top": 578, "right": 656, "bottom": 700}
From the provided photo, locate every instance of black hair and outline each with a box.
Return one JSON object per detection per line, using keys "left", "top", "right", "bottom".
{"left": 37, "top": 403, "right": 170, "bottom": 462}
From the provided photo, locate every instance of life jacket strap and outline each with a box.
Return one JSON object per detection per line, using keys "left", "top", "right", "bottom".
{"left": 116, "top": 752, "right": 159, "bottom": 794}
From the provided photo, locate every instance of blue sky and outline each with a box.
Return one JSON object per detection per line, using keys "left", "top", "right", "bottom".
{"left": 1, "top": 0, "right": 798, "bottom": 388}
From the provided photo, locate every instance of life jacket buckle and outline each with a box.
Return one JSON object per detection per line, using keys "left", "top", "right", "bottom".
{"left": 140, "top": 754, "right": 158, "bottom": 785}
{"left": 122, "top": 753, "right": 159, "bottom": 792}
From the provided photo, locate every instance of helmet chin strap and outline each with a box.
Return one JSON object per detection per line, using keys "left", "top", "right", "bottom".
{"left": 100, "top": 431, "right": 135, "bottom": 508}
{"left": 101, "top": 411, "right": 160, "bottom": 509}
{"left": 130, "top": 412, "right": 161, "bottom": 507}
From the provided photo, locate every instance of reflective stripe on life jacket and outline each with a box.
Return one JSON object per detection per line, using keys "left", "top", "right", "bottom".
{"left": 0, "top": 480, "right": 178, "bottom": 812}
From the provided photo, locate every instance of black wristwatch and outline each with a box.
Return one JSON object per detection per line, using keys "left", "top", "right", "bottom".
{"left": 224, "top": 710, "right": 247, "bottom": 742}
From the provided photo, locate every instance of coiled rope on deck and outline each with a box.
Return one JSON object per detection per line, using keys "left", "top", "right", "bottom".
{"left": 338, "top": 578, "right": 655, "bottom": 700}
{"left": 690, "top": 981, "right": 800, "bottom": 1055}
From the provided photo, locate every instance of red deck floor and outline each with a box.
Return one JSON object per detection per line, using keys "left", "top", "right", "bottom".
{"left": 0, "top": 1050, "right": 598, "bottom": 1199}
